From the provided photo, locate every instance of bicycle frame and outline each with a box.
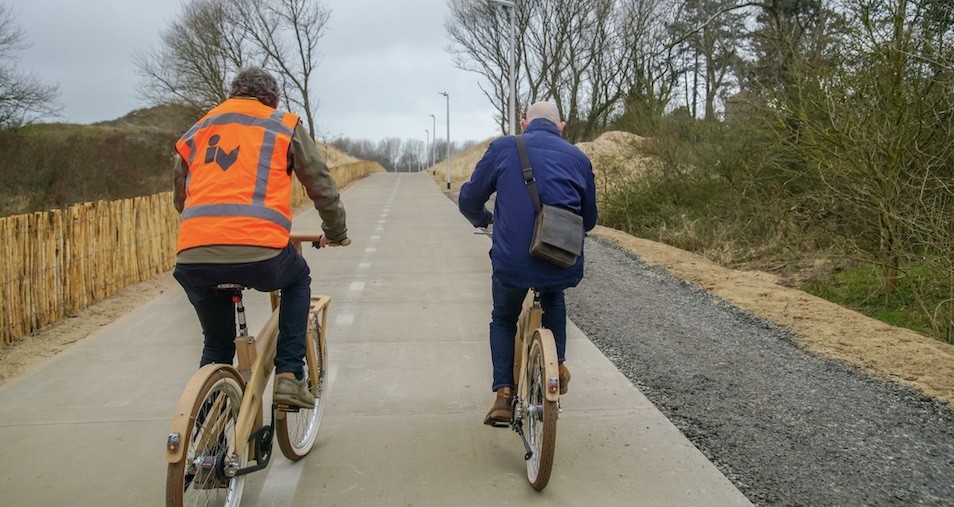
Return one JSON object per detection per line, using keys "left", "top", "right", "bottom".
{"left": 513, "top": 291, "right": 561, "bottom": 407}
{"left": 165, "top": 236, "right": 329, "bottom": 468}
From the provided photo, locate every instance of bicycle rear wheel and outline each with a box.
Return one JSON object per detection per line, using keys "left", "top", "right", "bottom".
{"left": 524, "top": 330, "right": 558, "bottom": 491}
{"left": 276, "top": 308, "right": 328, "bottom": 460}
{"left": 166, "top": 367, "right": 247, "bottom": 507}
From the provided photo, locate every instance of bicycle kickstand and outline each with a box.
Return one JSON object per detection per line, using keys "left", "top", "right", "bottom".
{"left": 512, "top": 418, "right": 534, "bottom": 460}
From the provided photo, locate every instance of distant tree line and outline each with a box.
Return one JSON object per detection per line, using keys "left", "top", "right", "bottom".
{"left": 330, "top": 137, "right": 475, "bottom": 173}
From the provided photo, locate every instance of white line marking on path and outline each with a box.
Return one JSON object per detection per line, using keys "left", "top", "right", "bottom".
{"left": 258, "top": 454, "right": 306, "bottom": 504}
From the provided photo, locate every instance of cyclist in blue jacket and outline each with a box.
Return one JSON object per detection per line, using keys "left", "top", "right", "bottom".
{"left": 458, "top": 101, "right": 598, "bottom": 425}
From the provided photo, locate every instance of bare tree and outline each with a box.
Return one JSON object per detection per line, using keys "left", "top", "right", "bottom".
{"left": 614, "top": 0, "right": 682, "bottom": 134}
{"left": 0, "top": 3, "right": 60, "bottom": 129}
{"left": 446, "top": 0, "right": 634, "bottom": 142}
{"left": 446, "top": 0, "right": 525, "bottom": 135}
{"left": 539, "top": 0, "right": 629, "bottom": 140}
{"left": 232, "top": 0, "right": 330, "bottom": 137}
{"left": 134, "top": 0, "right": 256, "bottom": 113}
{"left": 135, "top": 0, "right": 329, "bottom": 133}
{"left": 668, "top": 0, "right": 746, "bottom": 120}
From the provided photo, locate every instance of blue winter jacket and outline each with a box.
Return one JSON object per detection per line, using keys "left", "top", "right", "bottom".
{"left": 458, "top": 119, "right": 598, "bottom": 288}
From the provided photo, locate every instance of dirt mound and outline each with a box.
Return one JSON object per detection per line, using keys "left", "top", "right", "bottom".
{"left": 577, "top": 131, "right": 653, "bottom": 193}
{"left": 577, "top": 130, "right": 646, "bottom": 159}
{"left": 432, "top": 131, "right": 651, "bottom": 193}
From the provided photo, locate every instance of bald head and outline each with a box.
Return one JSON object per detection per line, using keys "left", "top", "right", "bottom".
{"left": 525, "top": 101, "right": 561, "bottom": 125}
{"left": 521, "top": 101, "right": 564, "bottom": 134}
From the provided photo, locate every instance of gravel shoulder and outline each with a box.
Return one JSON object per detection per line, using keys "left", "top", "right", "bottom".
{"left": 570, "top": 229, "right": 954, "bottom": 506}
{"left": 589, "top": 226, "right": 954, "bottom": 406}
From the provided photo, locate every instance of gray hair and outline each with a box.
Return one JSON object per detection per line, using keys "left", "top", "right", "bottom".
{"left": 228, "top": 67, "right": 280, "bottom": 108}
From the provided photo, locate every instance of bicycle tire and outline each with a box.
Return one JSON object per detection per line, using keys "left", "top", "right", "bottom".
{"left": 275, "top": 310, "right": 327, "bottom": 460}
{"left": 166, "top": 367, "right": 247, "bottom": 507}
{"left": 524, "top": 331, "right": 558, "bottom": 491}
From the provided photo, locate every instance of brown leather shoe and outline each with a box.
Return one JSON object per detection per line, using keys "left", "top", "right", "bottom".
{"left": 559, "top": 363, "right": 571, "bottom": 395}
{"left": 273, "top": 373, "right": 315, "bottom": 409}
{"left": 483, "top": 387, "right": 513, "bottom": 426}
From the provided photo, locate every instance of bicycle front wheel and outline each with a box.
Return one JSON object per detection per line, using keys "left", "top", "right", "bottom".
{"left": 166, "top": 366, "right": 247, "bottom": 507}
{"left": 524, "top": 330, "right": 558, "bottom": 491}
{"left": 276, "top": 308, "right": 328, "bottom": 460}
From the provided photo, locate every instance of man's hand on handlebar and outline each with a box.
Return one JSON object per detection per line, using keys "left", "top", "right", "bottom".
{"left": 473, "top": 216, "right": 494, "bottom": 236}
{"left": 313, "top": 236, "right": 352, "bottom": 249}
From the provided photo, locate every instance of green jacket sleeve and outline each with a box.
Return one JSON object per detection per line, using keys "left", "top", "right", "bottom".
{"left": 290, "top": 123, "right": 348, "bottom": 242}
{"left": 173, "top": 154, "right": 187, "bottom": 214}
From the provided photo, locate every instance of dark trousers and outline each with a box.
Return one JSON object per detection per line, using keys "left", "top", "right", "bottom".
{"left": 489, "top": 274, "right": 570, "bottom": 391}
{"left": 173, "top": 243, "right": 311, "bottom": 377}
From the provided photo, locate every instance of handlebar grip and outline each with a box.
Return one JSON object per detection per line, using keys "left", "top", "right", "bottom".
{"left": 308, "top": 237, "right": 351, "bottom": 249}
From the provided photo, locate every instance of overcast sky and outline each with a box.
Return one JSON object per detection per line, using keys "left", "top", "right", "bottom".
{"left": 13, "top": 0, "right": 501, "bottom": 144}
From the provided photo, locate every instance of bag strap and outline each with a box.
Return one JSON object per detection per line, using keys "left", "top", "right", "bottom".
{"left": 516, "top": 134, "right": 542, "bottom": 213}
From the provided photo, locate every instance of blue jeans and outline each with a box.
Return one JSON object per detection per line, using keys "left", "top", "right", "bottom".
{"left": 173, "top": 243, "right": 311, "bottom": 378}
{"left": 489, "top": 274, "right": 570, "bottom": 391}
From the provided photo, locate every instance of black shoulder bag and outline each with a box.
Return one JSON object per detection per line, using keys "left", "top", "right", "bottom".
{"left": 516, "top": 135, "right": 584, "bottom": 269}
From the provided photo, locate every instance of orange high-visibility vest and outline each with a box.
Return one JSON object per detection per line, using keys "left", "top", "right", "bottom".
{"left": 175, "top": 98, "right": 300, "bottom": 253}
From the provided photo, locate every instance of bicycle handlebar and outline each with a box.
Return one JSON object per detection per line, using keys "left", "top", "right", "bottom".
{"left": 289, "top": 233, "right": 351, "bottom": 251}
{"left": 290, "top": 233, "right": 323, "bottom": 243}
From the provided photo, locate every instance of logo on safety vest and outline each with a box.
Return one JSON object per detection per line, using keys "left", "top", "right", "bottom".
{"left": 205, "top": 135, "right": 239, "bottom": 171}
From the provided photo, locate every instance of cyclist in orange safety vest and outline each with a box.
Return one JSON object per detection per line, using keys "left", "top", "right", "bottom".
{"left": 172, "top": 67, "right": 348, "bottom": 409}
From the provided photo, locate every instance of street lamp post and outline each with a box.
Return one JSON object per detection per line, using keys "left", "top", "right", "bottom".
{"left": 439, "top": 92, "right": 450, "bottom": 189}
{"left": 429, "top": 113, "right": 436, "bottom": 169}
{"left": 489, "top": 0, "right": 516, "bottom": 135}
{"left": 424, "top": 129, "right": 429, "bottom": 173}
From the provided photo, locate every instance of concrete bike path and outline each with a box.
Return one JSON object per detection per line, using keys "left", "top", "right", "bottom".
{"left": 0, "top": 172, "right": 751, "bottom": 505}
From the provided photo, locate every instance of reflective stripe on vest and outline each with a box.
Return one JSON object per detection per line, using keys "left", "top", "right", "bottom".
{"left": 175, "top": 99, "right": 299, "bottom": 252}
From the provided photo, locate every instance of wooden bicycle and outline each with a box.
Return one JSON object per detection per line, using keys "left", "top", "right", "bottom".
{"left": 164, "top": 234, "right": 339, "bottom": 506}
{"left": 476, "top": 227, "right": 561, "bottom": 490}
{"left": 507, "top": 288, "right": 561, "bottom": 490}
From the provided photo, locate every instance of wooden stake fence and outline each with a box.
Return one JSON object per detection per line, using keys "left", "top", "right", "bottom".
{"left": 0, "top": 160, "right": 383, "bottom": 348}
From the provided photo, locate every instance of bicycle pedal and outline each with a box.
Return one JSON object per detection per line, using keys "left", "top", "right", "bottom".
{"left": 488, "top": 420, "right": 510, "bottom": 429}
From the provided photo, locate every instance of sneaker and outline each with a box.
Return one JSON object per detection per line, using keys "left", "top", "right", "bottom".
{"left": 559, "top": 363, "right": 571, "bottom": 395}
{"left": 273, "top": 375, "right": 315, "bottom": 409}
{"left": 483, "top": 387, "right": 513, "bottom": 426}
